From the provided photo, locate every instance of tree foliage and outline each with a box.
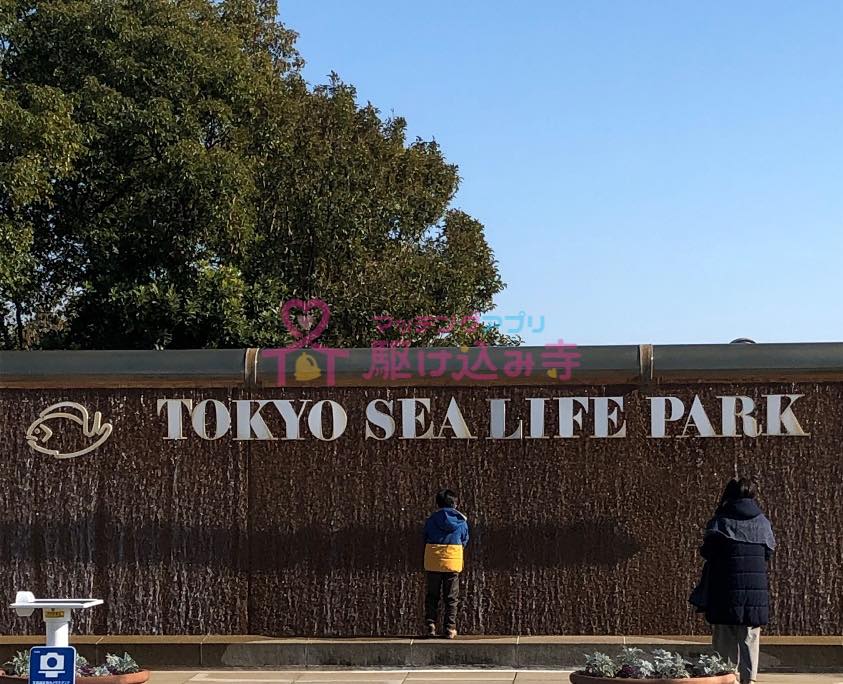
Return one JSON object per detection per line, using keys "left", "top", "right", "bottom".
{"left": 0, "top": 0, "right": 512, "bottom": 349}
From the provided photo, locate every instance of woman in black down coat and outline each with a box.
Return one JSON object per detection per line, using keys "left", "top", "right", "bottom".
{"left": 699, "top": 478, "right": 775, "bottom": 684}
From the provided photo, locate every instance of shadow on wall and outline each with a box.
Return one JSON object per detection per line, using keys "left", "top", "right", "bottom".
{"left": 4, "top": 516, "right": 640, "bottom": 572}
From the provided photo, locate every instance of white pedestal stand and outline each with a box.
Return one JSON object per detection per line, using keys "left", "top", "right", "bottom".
{"left": 10, "top": 591, "right": 104, "bottom": 647}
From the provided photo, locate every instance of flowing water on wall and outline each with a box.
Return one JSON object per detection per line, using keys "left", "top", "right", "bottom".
{"left": 2, "top": 383, "right": 841, "bottom": 635}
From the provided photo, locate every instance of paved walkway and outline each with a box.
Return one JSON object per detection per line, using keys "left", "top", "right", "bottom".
{"left": 148, "top": 669, "right": 843, "bottom": 684}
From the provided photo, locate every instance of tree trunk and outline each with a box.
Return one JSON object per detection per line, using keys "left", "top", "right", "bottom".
{"left": 0, "top": 304, "right": 11, "bottom": 349}
{"left": 14, "top": 300, "right": 24, "bottom": 349}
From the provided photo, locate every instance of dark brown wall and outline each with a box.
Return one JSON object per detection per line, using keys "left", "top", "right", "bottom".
{"left": 2, "top": 383, "right": 841, "bottom": 636}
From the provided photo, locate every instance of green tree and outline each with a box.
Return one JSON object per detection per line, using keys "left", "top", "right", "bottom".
{"left": 0, "top": 0, "right": 514, "bottom": 349}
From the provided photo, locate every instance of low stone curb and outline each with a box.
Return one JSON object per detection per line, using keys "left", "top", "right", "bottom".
{"left": 1, "top": 636, "right": 840, "bottom": 672}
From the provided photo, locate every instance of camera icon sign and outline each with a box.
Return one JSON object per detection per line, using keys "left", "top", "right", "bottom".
{"left": 28, "top": 639, "right": 83, "bottom": 683}
{"left": 38, "top": 651, "right": 65, "bottom": 678}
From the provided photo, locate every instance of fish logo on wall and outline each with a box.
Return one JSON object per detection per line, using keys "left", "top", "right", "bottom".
{"left": 25, "top": 402, "right": 113, "bottom": 459}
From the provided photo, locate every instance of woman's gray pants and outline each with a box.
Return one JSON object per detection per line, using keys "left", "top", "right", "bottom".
{"left": 713, "top": 624, "right": 761, "bottom": 683}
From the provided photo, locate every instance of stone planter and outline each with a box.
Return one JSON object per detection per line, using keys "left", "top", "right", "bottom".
{"left": 570, "top": 674, "right": 736, "bottom": 684}
{"left": 0, "top": 672, "right": 149, "bottom": 684}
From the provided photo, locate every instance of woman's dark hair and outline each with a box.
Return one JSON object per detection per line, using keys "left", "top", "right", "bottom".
{"left": 719, "top": 477, "right": 757, "bottom": 505}
{"left": 435, "top": 489, "right": 458, "bottom": 508}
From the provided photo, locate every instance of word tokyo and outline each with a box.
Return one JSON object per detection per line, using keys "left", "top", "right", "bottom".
{"left": 157, "top": 393, "right": 807, "bottom": 442}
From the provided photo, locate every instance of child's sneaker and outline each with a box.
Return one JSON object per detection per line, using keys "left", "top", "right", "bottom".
{"left": 425, "top": 623, "right": 437, "bottom": 638}
{"left": 445, "top": 628, "right": 457, "bottom": 639}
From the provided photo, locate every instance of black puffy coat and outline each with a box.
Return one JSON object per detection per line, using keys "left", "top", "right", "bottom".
{"left": 700, "top": 498, "right": 773, "bottom": 627}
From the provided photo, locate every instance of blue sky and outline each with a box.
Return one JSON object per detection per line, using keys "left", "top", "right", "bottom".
{"left": 281, "top": 1, "right": 842, "bottom": 346}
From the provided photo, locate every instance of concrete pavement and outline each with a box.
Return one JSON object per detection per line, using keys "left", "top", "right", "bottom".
{"left": 147, "top": 669, "right": 843, "bottom": 684}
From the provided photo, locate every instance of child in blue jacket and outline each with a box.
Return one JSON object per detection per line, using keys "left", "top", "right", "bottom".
{"left": 423, "top": 489, "right": 469, "bottom": 638}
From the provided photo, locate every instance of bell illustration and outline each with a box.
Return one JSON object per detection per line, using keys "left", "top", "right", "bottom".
{"left": 294, "top": 351, "right": 321, "bottom": 382}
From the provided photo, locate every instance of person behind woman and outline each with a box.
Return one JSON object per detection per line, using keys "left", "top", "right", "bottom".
{"left": 700, "top": 477, "right": 775, "bottom": 684}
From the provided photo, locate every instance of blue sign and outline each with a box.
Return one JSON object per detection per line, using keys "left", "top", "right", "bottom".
{"left": 29, "top": 646, "right": 76, "bottom": 684}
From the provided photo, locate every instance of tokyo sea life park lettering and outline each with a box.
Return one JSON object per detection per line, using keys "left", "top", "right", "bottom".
{"left": 156, "top": 394, "right": 808, "bottom": 443}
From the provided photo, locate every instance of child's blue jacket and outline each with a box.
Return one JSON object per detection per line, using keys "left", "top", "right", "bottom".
{"left": 423, "top": 508, "right": 469, "bottom": 573}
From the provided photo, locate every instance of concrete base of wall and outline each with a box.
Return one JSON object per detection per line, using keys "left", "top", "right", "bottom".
{"left": 1, "top": 636, "right": 841, "bottom": 672}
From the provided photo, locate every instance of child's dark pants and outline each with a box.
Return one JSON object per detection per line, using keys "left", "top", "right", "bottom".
{"left": 425, "top": 571, "right": 460, "bottom": 630}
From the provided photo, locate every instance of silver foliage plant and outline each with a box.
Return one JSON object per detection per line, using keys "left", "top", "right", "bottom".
{"left": 583, "top": 651, "right": 618, "bottom": 678}
{"left": 615, "top": 647, "right": 655, "bottom": 678}
{"left": 105, "top": 652, "right": 141, "bottom": 674}
{"left": 3, "top": 650, "right": 140, "bottom": 677}
{"left": 652, "top": 649, "right": 692, "bottom": 679}
{"left": 692, "top": 653, "right": 738, "bottom": 677}
{"left": 579, "top": 648, "right": 737, "bottom": 678}
{"left": 3, "top": 651, "right": 28, "bottom": 677}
